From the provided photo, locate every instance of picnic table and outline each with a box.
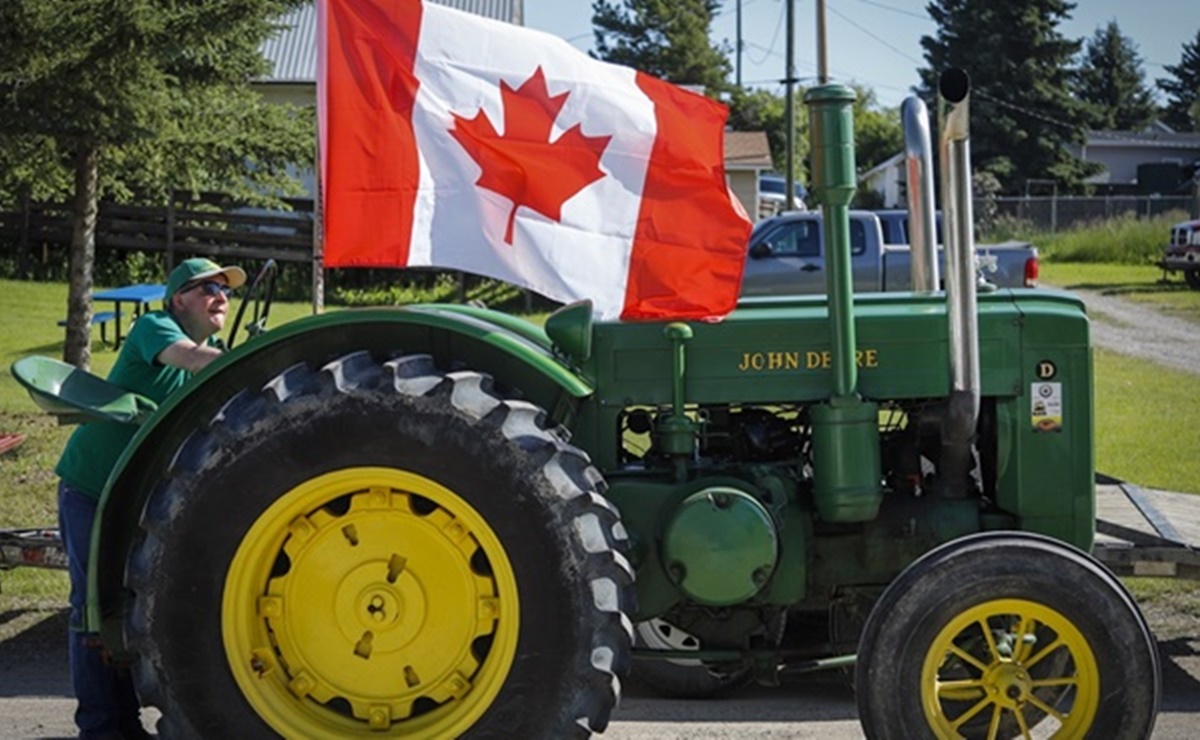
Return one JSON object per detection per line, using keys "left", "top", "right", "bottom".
{"left": 92, "top": 284, "right": 166, "bottom": 349}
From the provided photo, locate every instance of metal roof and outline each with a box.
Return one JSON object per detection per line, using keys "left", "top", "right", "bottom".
{"left": 1086, "top": 129, "right": 1200, "bottom": 150}
{"left": 724, "top": 131, "right": 772, "bottom": 170}
{"left": 260, "top": 0, "right": 524, "bottom": 83}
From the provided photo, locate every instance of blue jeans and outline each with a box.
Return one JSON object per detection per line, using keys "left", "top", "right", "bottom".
{"left": 58, "top": 481, "right": 143, "bottom": 738}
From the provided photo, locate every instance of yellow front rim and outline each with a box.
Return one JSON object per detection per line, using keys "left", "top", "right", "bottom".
{"left": 222, "top": 468, "right": 519, "bottom": 738}
{"left": 921, "top": 598, "right": 1100, "bottom": 739}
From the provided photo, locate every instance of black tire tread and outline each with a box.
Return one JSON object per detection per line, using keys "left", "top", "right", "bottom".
{"left": 125, "top": 350, "right": 634, "bottom": 739}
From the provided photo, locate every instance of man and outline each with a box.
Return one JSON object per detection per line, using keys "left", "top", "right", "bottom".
{"left": 54, "top": 258, "right": 246, "bottom": 739}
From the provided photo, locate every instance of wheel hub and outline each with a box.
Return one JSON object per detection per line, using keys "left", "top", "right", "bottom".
{"left": 222, "top": 468, "right": 520, "bottom": 737}
{"left": 332, "top": 562, "right": 428, "bottom": 651}
{"left": 983, "top": 662, "right": 1032, "bottom": 709}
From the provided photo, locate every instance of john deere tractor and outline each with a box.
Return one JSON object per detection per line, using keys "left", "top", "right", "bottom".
{"left": 15, "top": 71, "right": 1159, "bottom": 738}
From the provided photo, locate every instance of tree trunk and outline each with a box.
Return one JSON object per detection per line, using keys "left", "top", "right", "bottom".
{"left": 63, "top": 140, "right": 99, "bottom": 371}
{"left": 16, "top": 185, "right": 32, "bottom": 280}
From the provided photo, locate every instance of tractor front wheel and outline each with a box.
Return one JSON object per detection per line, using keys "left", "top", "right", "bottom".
{"left": 124, "top": 351, "right": 633, "bottom": 738}
{"left": 855, "top": 531, "right": 1159, "bottom": 740}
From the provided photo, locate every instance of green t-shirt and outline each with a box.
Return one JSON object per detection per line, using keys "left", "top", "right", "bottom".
{"left": 56, "top": 310, "right": 206, "bottom": 498}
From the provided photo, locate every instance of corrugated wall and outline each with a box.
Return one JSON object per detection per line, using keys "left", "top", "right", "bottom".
{"left": 261, "top": 0, "right": 524, "bottom": 82}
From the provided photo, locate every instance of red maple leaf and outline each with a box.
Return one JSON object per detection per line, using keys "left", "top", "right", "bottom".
{"left": 450, "top": 67, "right": 612, "bottom": 244}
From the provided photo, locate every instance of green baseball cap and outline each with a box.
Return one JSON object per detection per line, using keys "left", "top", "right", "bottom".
{"left": 165, "top": 258, "right": 247, "bottom": 302}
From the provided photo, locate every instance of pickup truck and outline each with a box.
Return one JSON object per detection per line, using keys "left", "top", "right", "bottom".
{"left": 741, "top": 210, "right": 1039, "bottom": 296}
{"left": 1159, "top": 218, "right": 1200, "bottom": 290}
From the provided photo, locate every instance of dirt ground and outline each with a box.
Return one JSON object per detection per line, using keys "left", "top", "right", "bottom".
{"left": 1072, "top": 285, "right": 1200, "bottom": 377}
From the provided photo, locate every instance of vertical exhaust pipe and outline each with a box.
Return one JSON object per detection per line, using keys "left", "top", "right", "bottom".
{"left": 902, "top": 96, "right": 938, "bottom": 293}
{"left": 938, "top": 69, "right": 980, "bottom": 497}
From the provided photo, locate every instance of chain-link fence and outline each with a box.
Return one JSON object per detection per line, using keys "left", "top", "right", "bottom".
{"left": 987, "top": 195, "right": 1197, "bottom": 233}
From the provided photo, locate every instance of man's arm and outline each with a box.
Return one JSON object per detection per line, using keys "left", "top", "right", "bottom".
{"left": 157, "top": 340, "right": 224, "bottom": 373}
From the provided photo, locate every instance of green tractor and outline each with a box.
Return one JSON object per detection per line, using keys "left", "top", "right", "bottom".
{"left": 14, "top": 72, "right": 1160, "bottom": 738}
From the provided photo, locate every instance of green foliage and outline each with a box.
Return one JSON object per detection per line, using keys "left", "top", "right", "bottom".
{"left": 918, "top": 0, "right": 1100, "bottom": 193}
{"left": 1074, "top": 21, "right": 1157, "bottom": 131}
{"left": 1003, "top": 211, "right": 1188, "bottom": 265}
{"left": 591, "top": 0, "right": 731, "bottom": 94}
{"left": 727, "top": 84, "right": 899, "bottom": 188}
{"left": 1157, "top": 29, "right": 1200, "bottom": 132}
{"left": 0, "top": 0, "right": 313, "bottom": 206}
{"left": 727, "top": 87, "right": 807, "bottom": 180}
{"left": 850, "top": 86, "right": 902, "bottom": 174}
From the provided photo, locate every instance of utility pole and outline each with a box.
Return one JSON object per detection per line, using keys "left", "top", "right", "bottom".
{"left": 736, "top": 0, "right": 743, "bottom": 88}
{"left": 817, "top": 0, "right": 828, "bottom": 83}
{"left": 785, "top": 0, "right": 795, "bottom": 203}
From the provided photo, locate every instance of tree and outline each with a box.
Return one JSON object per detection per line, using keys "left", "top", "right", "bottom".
{"left": 851, "top": 87, "right": 902, "bottom": 175}
{"left": 0, "top": 0, "right": 312, "bottom": 371}
{"left": 1075, "top": 20, "right": 1156, "bottom": 131}
{"left": 918, "top": 0, "right": 1100, "bottom": 193}
{"left": 1157, "top": 29, "right": 1200, "bottom": 132}
{"left": 727, "top": 84, "right": 899, "bottom": 195}
{"left": 592, "top": 0, "right": 731, "bottom": 94}
{"left": 727, "top": 87, "right": 806, "bottom": 180}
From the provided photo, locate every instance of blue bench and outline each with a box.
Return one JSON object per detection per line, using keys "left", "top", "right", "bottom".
{"left": 58, "top": 311, "right": 122, "bottom": 345}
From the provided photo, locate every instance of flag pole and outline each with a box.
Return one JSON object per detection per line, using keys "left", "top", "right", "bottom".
{"left": 312, "top": 139, "right": 325, "bottom": 315}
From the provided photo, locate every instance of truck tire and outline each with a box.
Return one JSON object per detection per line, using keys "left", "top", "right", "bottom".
{"left": 124, "top": 351, "right": 634, "bottom": 739}
{"left": 855, "top": 531, "right": 1159, "bottom": 740}
{"left": 1185, "top": 268, "right": 1200, "bottom": 290}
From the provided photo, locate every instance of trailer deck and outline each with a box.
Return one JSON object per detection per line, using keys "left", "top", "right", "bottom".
{"left": 1094, "top": 474, "right": 1200, "bottom": 580}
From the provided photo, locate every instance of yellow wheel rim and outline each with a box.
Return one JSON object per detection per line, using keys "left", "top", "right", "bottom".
{"left": 921, "top": 598, "right": 1100, "bottom": 739}
{"left": 222, "top": 468, "right": 519, "bottom": 738}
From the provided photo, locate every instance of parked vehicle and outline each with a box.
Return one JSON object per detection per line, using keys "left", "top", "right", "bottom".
{"left": 742, "top": 209, "right": 1039, "bottom": 296}
{"left": 758, "top": 173, "right": 807, "bottom": 216}
{"left": 1159, "top": 218, "right": 1200, "bottom": 290}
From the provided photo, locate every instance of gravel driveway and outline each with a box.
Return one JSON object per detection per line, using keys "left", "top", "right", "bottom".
{"left": 1065, "top": 287, "right": 1199, "bottom": 376}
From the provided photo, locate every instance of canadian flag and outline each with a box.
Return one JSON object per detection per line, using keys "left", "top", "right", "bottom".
{"left": 319, "top": 0, "right": 751, "bottom": 321}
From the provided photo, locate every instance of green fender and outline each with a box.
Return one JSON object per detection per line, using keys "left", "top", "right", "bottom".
{"left": 89, "top": 305, "right": 593, "bottom": 648}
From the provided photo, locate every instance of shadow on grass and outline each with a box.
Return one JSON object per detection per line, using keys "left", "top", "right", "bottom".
{"left": 1061, "top": 280, "right": 1194, "bottom": 297}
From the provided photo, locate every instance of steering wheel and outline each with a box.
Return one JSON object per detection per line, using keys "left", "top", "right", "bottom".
{"left": 227, "top": 260, "right": 278, "bottom": 350}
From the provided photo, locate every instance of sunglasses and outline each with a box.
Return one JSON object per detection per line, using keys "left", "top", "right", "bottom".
{"left": 183, "top": 280, "right": 234, "bottom": 298}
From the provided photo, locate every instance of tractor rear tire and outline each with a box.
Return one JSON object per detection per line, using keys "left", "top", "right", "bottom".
{"left": 855, "top": 531, "right": 1159, "bottom": 740}
{"left": 124, "top": 351, "right": 634, "bottom": 739}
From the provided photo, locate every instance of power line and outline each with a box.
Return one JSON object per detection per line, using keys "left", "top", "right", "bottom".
{"left": 746, "top": 0, "right": 788, "bottom": 66}
{"left": 853, "top": 0, "right": 928, "bottom": 21}
{"left": 826, "top": 2, "right": 924, "bottom": 66}
{"left": 972, "top": 89, "right": 1086, "bottom": 132}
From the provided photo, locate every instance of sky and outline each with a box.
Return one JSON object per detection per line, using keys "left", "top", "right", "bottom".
{"left": 524, "top": 0, "right": 1199, "bottom": 109}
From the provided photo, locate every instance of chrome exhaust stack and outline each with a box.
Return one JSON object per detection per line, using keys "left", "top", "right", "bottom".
{"left": 902, "top": 96, "right": 938, "bottom": 293}
{"left": 938, "top": 68, "right": 980, "bottom": 498}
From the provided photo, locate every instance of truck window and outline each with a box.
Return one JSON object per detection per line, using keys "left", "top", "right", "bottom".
{"left": 851, "top": 220, "right": 867, "bottom": 256}
{"left": 766, "top": 221, "right": 820, "bottom": 257}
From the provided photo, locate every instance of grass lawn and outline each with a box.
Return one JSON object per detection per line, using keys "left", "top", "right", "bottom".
{"left": 1041, "top": 262, "right": 1200, "bottom": 325}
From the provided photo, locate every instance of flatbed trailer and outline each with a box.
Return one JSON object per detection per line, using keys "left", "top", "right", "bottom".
{"left": 1094, "top": 474, "right": 1200, "bottom": 580}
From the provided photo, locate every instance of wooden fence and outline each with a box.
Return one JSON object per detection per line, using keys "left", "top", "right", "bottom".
{"left": 0, "top": 191, "right": 315, "bottom": 275}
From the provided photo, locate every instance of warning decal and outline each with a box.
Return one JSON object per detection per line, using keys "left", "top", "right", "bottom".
{"left": 1031, "top": 382, "right": 1063, "bottom": 433}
